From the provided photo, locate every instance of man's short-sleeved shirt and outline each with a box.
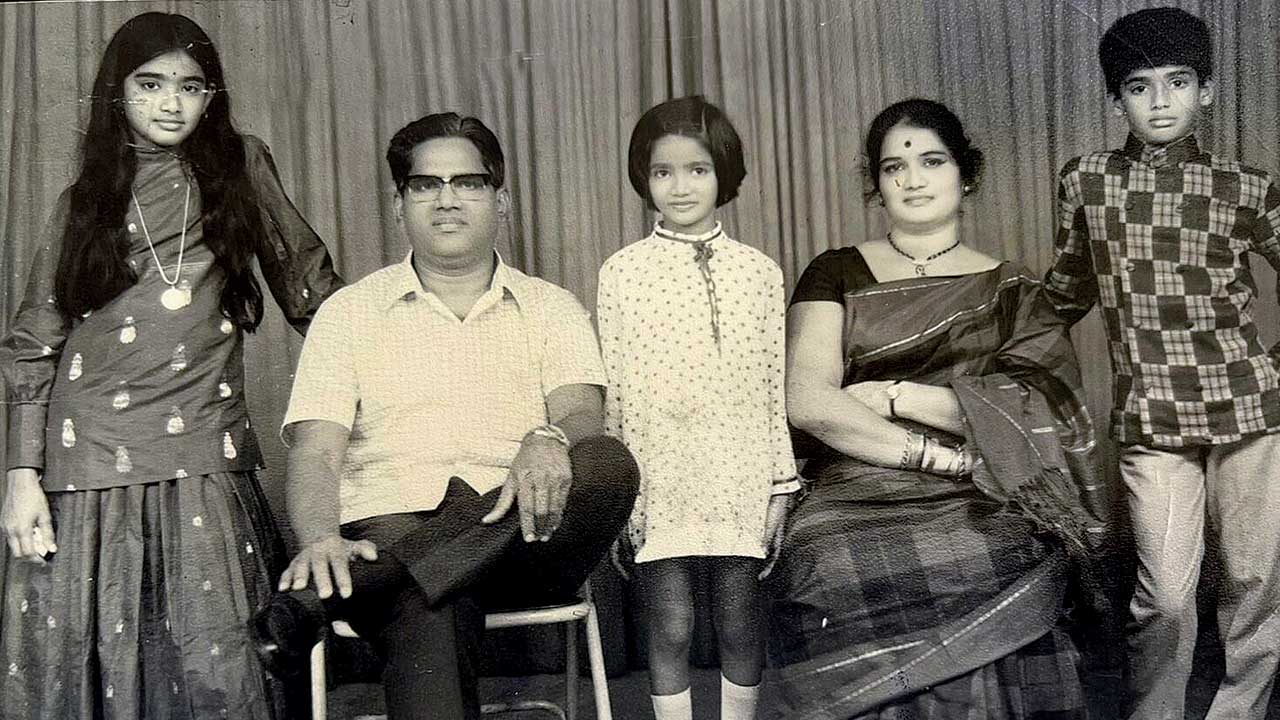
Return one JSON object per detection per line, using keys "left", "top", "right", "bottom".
{"left": 283, "top": 252, "right": 606, "bottom": 523}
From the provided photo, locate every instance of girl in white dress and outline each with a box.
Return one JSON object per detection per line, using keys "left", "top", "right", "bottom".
{"left": 598, "top": 95, "right": 797, "bottom": 720}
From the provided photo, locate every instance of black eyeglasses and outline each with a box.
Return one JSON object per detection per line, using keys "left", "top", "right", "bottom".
{"left": 401, "top": 173, "right": 493, "bottom": 201}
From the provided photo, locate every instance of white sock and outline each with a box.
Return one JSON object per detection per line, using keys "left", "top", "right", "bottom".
{"left": 720, "top": 674, "right": 760, "bottom": 720}
{"left": 652, "top": 687, "right": 693, "bottom": 720}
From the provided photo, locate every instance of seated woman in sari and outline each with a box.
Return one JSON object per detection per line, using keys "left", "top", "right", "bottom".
{"left": 769, "top": 98, "right": 1109, "bottom": 719}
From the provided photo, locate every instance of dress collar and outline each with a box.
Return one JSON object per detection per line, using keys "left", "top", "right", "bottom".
{"left": 1121, "top": 133, "right": 1203, "bottom": 167}
{"left": 129, "top": 142, "right": 185, "bottom": 167}
{"left": 652, "top": 221, "right": 723, "bottom": 244}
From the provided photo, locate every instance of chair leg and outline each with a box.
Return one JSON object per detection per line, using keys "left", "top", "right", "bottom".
{"left": 310, "top": 640, "right": 327, "bottom": 720}
{"left": 566, "top": 620, "right": 580, "bottom": 720}
{"left": 584, "top": 602, "right": 612, "bottom": 720}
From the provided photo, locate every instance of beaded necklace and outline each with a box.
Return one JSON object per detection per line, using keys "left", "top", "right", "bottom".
{"left": 886, "top": 231, "right": 961, "bottom": 276}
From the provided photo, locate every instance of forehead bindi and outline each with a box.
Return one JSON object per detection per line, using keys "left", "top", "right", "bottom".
{"left": 132, "top": 51, "right": 205, "bottom": 81}
{"left": 882, "top": 126, "right": 946, "bottom": 160}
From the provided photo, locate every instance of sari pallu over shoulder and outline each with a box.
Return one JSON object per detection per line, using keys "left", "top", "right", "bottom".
{"left": 844, "top": 267, "right": 1110, "bottom": 567}
{"left": 769, "top": 266, "right": 1109, "bottom": 719}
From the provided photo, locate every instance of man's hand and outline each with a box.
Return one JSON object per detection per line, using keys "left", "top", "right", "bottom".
{"left": 278, "top": 534, "right": 378, "bottom": 600}
{"left": 481, "top": 432, "right": 572, "bottom": 541}
{"left": 2, "top": 468, "right": 56, "bottom": 564}
{"left": 758, "top": 493, "right": 792, "bottom": 579}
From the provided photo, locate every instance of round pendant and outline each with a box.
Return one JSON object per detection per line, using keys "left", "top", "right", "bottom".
{"left": 914, "top": 264, "right": 927, "bottom": 276}
{"left": 161, "top": 287, "right": 191, "bottom": 310}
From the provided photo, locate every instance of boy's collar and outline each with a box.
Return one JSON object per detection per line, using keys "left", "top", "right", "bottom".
{"left": 1122, "top": 133, "right": 1202, "bottom": 167}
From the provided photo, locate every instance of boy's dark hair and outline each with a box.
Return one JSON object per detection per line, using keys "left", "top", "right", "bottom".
{"left": 863, "top": 98, "right": 984, "bottom": 201}
{"left": 56, "top": 12, "right": 270, "bottom": 330}
{"left": 1099, "top": 7, "right": 1213, "bottom": 97}
{"left": 627, "top": 95, "right": 746, "bottom": 209}
{"left": 386, "top": 113, "right": 505, "bottom": 191}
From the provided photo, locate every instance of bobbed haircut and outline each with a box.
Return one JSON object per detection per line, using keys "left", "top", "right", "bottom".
{"left": 863, "top": 98, "right": 984, "bottom": 201}
{"left": 627, "top": 95, "right": 746, "bottom": 208}
{"left": 1099, "top": 7, "right": 1213, "bottom": 97}
{"left": 386, "top": 112, "right": 505, "bottom": 191}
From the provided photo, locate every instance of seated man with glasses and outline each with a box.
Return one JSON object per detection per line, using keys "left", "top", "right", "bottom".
{"left": 252, "top": 112, "right": 639, "bottom": 720}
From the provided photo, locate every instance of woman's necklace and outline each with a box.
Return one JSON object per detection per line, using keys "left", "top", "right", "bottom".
{"left": 886, "top": 231, "right": 961, "bottom": 276}
{"left": 132, "top": 182, "right": 191, "bottom": 310}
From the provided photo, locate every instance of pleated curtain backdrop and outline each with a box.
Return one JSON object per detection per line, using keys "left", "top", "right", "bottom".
{"left": 3, "top": 0, "right": 1279, "bottom": 674}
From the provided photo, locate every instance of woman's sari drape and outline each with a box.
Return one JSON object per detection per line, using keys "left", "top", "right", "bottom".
{"left": 770, "top": 265, "right": 1108, "bottom": 719}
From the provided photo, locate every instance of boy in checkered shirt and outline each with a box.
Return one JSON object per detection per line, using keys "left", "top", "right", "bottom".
{"left": 1041, "top": 7, "right": 1280, "bottom": 719}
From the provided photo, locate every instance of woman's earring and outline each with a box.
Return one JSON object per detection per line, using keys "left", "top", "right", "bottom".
{"left": 962, "top": 184, "right": 972, "bottom": 195}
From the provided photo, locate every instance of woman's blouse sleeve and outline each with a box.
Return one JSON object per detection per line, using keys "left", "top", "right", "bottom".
{"left": 789, "top": 249, "right": 848, "bottom": 305}
{"left": 245, "top": 136, "right": 344, "bottom": 333}
{"left": 2, "top": 191, "right": 73, "bottom": 471}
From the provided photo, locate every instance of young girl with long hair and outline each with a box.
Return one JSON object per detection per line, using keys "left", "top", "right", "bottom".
{"left": 0, "top": 12, "right": 341, "bottom": 719}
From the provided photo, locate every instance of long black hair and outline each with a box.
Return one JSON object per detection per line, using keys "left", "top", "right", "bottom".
{"left": 55, "top": 12, "right": 266, "bottom": 330}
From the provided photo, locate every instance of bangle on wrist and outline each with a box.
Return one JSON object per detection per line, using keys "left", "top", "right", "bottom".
{"left": 528, "top": 424, "right": 570, "bottom": 447}
{"left": 920, "top": 438, "right": 970, "bottom": 478}
{"left": 899, "top": 431, "right": 925, "bottom": 470}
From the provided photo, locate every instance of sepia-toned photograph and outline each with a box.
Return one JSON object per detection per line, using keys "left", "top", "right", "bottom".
{"left": 2, "top": 1, "right": 1279, "bottom": 718}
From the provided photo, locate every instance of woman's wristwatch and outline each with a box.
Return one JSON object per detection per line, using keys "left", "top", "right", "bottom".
{"left": 885, "top": 381, "right": 903, "bottom": 419}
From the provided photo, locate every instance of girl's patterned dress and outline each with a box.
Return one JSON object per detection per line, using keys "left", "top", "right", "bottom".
{"left": 597, "top": 222, "right": 796, "bottom": 563}
{"left": 0, "top": 137, "right": 341, "bottom": 719}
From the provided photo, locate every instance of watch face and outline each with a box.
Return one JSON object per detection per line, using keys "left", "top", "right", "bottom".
{"left": 885, "top": 384, "right": 901, "bottom": 399}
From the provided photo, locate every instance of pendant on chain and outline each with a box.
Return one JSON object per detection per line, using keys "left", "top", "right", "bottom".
{"left": 161, "top": 287, "right": 191, "bottom": 310}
